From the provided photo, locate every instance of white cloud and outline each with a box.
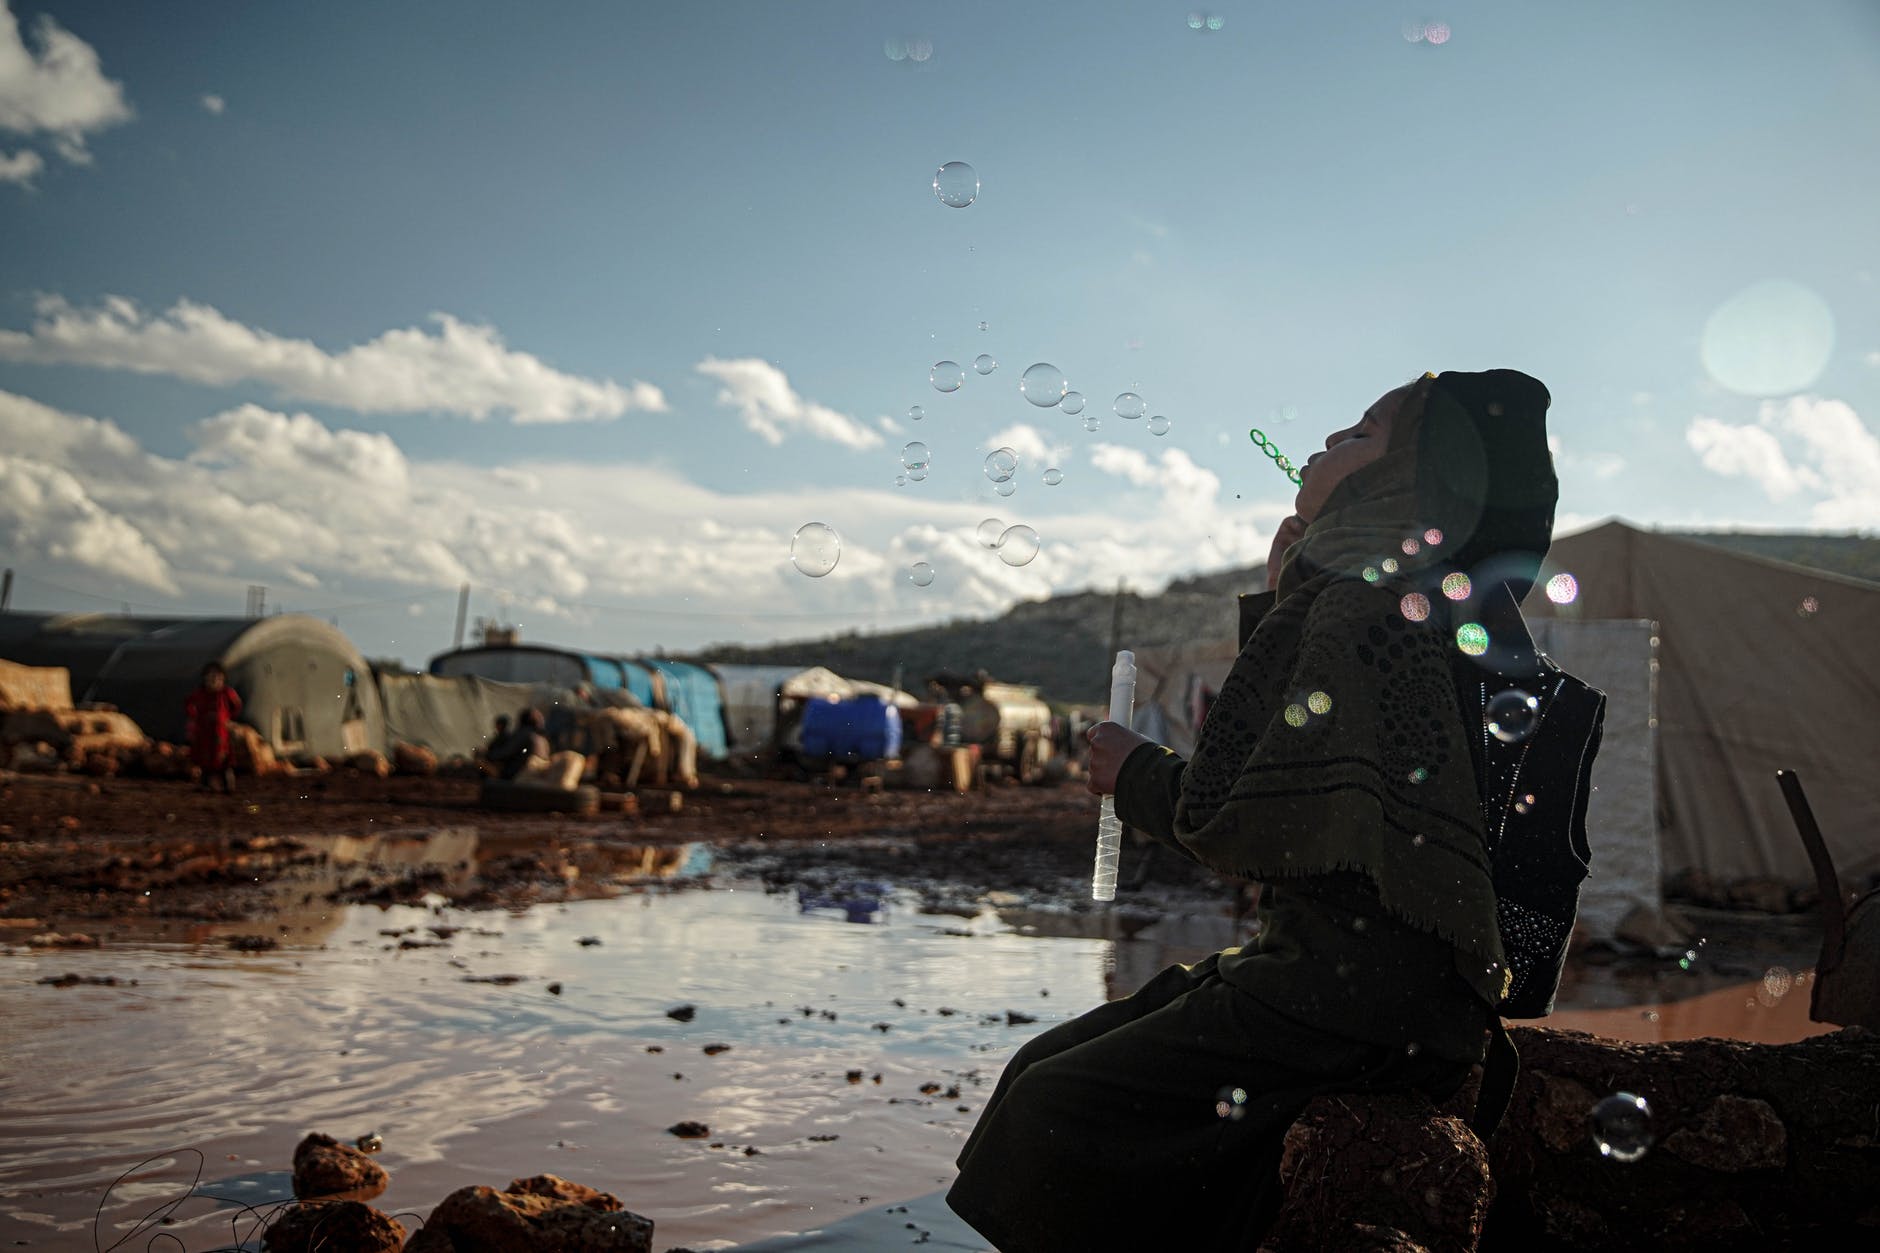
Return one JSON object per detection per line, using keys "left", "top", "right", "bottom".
{"left": 1685, "top": 397, "right": 1880, "bottom": 526}
{"left": 694, "top": 356, "right": 882, "bottom": 450}
{"left": 0, "top": 144, "right": 40, "bottom": 184}
{"left": 0, "top": 295, "right": 665, "bottom": 423}
{"left": 199, "top": 93, "right": 224, "bottom": 116}
{"left": 988, "top": 423, "right": 1069, "bottom": 474}
{"left": 0, "top": 2, "right": 132, "bottom": 166}
{"left": 0, "top": 454, "right": 176, "bottom": 591}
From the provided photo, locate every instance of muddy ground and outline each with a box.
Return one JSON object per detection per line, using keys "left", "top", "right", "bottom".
{"left": 0, "top": 769, "right": 1231, "bottom": 936}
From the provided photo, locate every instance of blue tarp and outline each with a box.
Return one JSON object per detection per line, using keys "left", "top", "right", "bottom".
{"left": 641, "top": 657, "right": 728, "bottom": 759}
{"left": 798, "top": 694, "right": 901, "bottom": 762}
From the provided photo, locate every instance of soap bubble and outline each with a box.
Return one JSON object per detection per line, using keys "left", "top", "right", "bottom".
{"left": 1307, "top": 691, "right": 1332, "bottom": 715}
{"left": 1206, "top": 14, "right": 1225, "bottom": 31}
{"left": 907, "top": 37, "right": 932, "bottom": 63}
{"left": 1763, "top": 965, "right": 1794, "bottom": 1000}
{"left": 1214, "top": 1085, "right": 1248, "bottom": 1120}
{"left": 1402, "top": 20, "right": 1426, "bottom": 41}
{"left": 906, "top": 464, "right": 929, "bottom": 482}
{"left": 1042, "top": 467, "right": 1064, "bottom": 486}
{"left": 1408, "top": 766, "right": 1429, "bottom": 784}
{"left": 1381, "top": 557, "right": 1400, "bottom": 574}
{"left": 908, "top": 562, "right": 935, "bottom": 588}
{"left": 1399, "top": 593, "right": 1431, "bottom": 622}
{"left": 1020, "top": 362, "right": 1068, "bottom": 407}
{"left": 790, "top": 523, "right": 841, "bottom": 578}
{"left": 978, "top": 320, "right": 989, "bottom": 332}
{"left": 931, "top": 361, "right": 964, "bottom": 392}
{"left": 1401, "top": 538, "right": 1421, "bottom": 556}
{"left": 976, "top": 518, "right": 1005, "bottom": 548}
{"left": 1700, "top": 279, "right": 1835, "bottom": 397}
{"left": 1513, "top": 792, "right": 1536, "bottom": 814}
{"left": 1283, "top": 703, "right": 1308, "bottom": 728}
{"left": 1060, "top": 391, "right": 1086, "bottom": 415}
{"left": 1456, "top": 623, "right": 1490, "bottom": 656}
{"left": 901, "top": 441, "right": 931, "bottom": 471}
{"left": 1424, "top": 527, "right": 1444, "bottom": 545}
{"left": 1590, "top": 1092, "right": 1653, "bottom": 1162}
{"left": 1546, "top": 572, "right": 1579, "bottom": 604}
{"left": 974, "top": 353, "right": 997, "bottom": 375}
{"left": 1441, "top": 572, "right": 1473, "bottom": 601}
{"left": 993, "top": 479, "right": 1017, "bottom": 497}
{"left": 1114, "top": 392, "right": 1147, "bottom": 420}
{"left": 884, "top": 38, "right": 907, "bottom": 62}
{"left": 1486, "top": 689, "right": 1540, "bottom": 743}
{"left": 1362, "top": 566, "right": 1380, "bottom": 583}
{"left": 894, "top": 473, "right": 907, "bottom": 486}
{"left": 907, "top": 405, "right": 925, "bottom": 422}
{"left": 1425, "top": 22, "right": 1451, "bottom": 44}
{"left": 996, "top": 524, "right": 1040, "bottom": 566}
{"left": 933, "top": 161, "right": 979, "bottom": 208}
{"left": 1082, "top": 416, "right": 1102, "bottom": 432}
{"left": 1186, "top": 12, "right": 1205, "bottom": 30}
{"left": 1798, "top": 595, "right": 1820, "bottom": 617}
{"left": 1148, "top": 414, "right": 1171, "bottom": 436}
{"left": 984, "top": 447, "right": 1019, "bottom": 482}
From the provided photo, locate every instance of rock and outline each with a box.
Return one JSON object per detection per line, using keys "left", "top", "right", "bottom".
{"left": 419, "top": 1181, "right": 653, "bottom": 1252}
{"left": 667, "top": 1121, "right": 710, "bottom": 1139}
{"left": 547, "top": 982, "right": 563, "bottom": 995}
{"left": 665, "top": 1004, "right": 696, "bottom": 1022}
{"left": 1662, "top": 1094, "right": 1788, "bottom": 1171}
{"left": 702, "top": 1044, "right": 731, "bottom": 1056}
{"left": 576, "top": 936, "right": 603, "bottom": 947}
{"left": 291, "top": 1131, "right": 389, "bottom": 1200}
{"left": 260, "top": 1199, "right": 405, "bottom": 1252}
{"left": 1006, "top": 1010, "right": 1037, "bottom": 1025}
{"left": 506, "top": 1174, "right": 623, "bottom": 1211}
{"left": 392, "top": 741, "right": 439, "bottom": 776}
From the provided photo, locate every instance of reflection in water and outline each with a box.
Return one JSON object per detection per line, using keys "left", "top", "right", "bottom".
{"left": 0, "top": 878, "right": 1831, "bottom": 1250}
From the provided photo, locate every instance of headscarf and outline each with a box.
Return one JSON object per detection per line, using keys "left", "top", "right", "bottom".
{"left": 1175, "top": 369, "right": 1558, "bottom": 1006}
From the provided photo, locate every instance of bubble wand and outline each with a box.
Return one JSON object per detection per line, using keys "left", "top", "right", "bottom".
{"left": 1091, "top": 649, "right": 1138, "bottom": 902}
{"left": 1248, "top": 428, "right": 1304, "bottom": 485}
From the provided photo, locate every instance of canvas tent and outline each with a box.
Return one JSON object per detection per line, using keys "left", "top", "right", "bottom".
{"left": 376, "top": 671, "right": 547, "bottom": 760}
{"left": 0, "top": 612, "right": 383, "bottom": 757}
{"left": 1523, "top": 519, "right": 1880, "bottom": 888}
{"left": 641, "top": 658, "right": 729, "bottom": 759}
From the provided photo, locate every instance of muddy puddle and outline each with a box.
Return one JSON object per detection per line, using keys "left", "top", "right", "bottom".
{"left": 0, "top": 848, "right": 1834, "bottom": 1251}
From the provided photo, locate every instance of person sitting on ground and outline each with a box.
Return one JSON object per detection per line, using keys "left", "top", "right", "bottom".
{"left": 487, "top": 709, "right": 549, "bottom": 781}
{"left": 475, "top": 715, "right": 513, "bottom": 776}
{"left": 184, "top": 661, "right": 243, "bottom": 795}
{"left": 948, "top": 369, "right": 1566, "bottom": 1250}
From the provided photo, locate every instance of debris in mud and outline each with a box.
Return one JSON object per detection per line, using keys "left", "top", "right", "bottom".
{"left": 919, "top": 1083, "right": 942, "bottom": 1095}
{"left": 742, "top": 1146, "right": 761, "bottom": 1156}
{"left": 576, "top": 935, "right": 603, "bottom": 946}
{"left": 936, "top": 1006, "right": 958, "bottom": 1016}
{"left": 667, "top": 1121, "right": 710, "bottom": 1138}
{"left": 1006, "top": 1010, "right": 1037, "bottom": 1025}
{"left": 398, "top": 937, "right": 447, "bottom": 949}
{"left": 291, "top": 1131, "right": 389, "bottom": 1200}
{"left": 28, "top": 931, "right": 100, "bottom": 948}
{"left": 702, "top": 1043, "right": 731, "bottom": 1056}
{"left": 355, "top": 1132, "right": 384, "bottom": 1154}
{"left": 846, "top": 1069, "right": 864, "bottom": 1083}
{"left": 547, "top": 982, "right": 563, "bottom": 995}
{"left": 261, "top": 1198, "right": 405, "bottom": 1252}
{"left": 873, "top": 1021, "right": 892, "bottom": 1032}
{"left": 226, "top": 934, "right": 279, "bottom": 951}
{"left": 808, "top": 1134, "right": 840, "bottom": 1142}
{"left": 646, "top": 1045, "right": 665, "bottom": 1054}
{"left": 36, "top": 972, "right": 132, "bottom": 987}
{"left": 666, "top": 1004, "right": 697, "bottom": 1022}
{"left": 462, "top": 974, "right": 526, "bottom": 985}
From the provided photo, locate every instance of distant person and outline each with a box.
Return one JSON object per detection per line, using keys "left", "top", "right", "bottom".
{"left": 487, "top": 709, "right": 549, "bottom": 781}
{"left": 949, "top": 370, "right": 1605, "bottom": 1249}
{"left": 184, "top": 662, "right": 243, "bottom": 794}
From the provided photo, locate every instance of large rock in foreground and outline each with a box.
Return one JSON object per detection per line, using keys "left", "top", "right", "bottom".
{"left": 407, "top": 1174, "right": 653, "bottom": 1252}
{"left": 260, "top": 1199, "right": 405, "bottom": 1252}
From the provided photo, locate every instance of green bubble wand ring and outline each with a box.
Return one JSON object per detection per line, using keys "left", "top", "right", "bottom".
{"left": 1248, "top": 427, "right": 1303, "bottom": 485}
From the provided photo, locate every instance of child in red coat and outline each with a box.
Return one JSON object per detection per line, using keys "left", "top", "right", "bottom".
{"left": 185, "top": 662, "right": 243, "bottom": 794}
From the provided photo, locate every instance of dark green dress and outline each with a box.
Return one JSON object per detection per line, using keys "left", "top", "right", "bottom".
{"left": 946, "top": 749, "right": 1492, "bottom": 1252}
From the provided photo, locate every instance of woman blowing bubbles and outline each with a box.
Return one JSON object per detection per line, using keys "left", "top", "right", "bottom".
{"left": 948, "top": 370, "right": 1562, "bottom": 1250}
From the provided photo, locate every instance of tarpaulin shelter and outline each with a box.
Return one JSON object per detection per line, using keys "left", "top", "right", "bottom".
{"left": 1523, "top": 520, "right": 1880, "bottom": 887}
{"left": 0, "top": 612, "right": 382, "bottom": 757}
{"left": 640, "top": 658, "right": 729, "bottom": 759}
{"left": 376, "top": 671, "right": 547, "bottom": 760}
{"left": 709, "top": 663, "right": 919, "bottom": 754}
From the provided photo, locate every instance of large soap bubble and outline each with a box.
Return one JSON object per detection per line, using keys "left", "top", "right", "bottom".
{"left": 1700, "top": 280, "right": 1835, "bottom": 397}
{"left": 1020, "top": 363, "right": 1068, "bottom": 408}
{"left": 984, "top": 447, "right": 1019, "bottom": 482}
{"left": 790, "top": 523, "right": 840, "bottom": 578}
{"left": 933, "top": 161, "right": 979, "bottom": 208}
{"left": 997, "top": 524, "right": 1040, "bottom": 567}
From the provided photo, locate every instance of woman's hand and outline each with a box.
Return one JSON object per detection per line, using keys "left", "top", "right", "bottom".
{"left": 1085, "top": 720, "right": 1152, "bottom": 795}
{"left": 1265, "top": 514, "right": 1307, "bottom": 591}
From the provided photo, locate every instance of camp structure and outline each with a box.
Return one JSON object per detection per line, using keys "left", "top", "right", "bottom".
{"left": 1130, "top": 520, "right": 1880, "bottom": 940}
{"left": 376, "top": 671, "right": 548, "bottom": 761}
{"left": 0, "top": 612, "right": 383, "bottom": 757}
{"left": 710, "top": 664, "right": 918, "bottom": 755}
{"left": 429, "top": 642, "right": 731, "bottom": 759}
{"left": 1522, "top": 519, "right": 1880, "bottom": 891}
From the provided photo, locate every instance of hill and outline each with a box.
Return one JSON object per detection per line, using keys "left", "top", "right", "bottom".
{"left": 694, "top": 526, "right": 1879, "bottom": 705}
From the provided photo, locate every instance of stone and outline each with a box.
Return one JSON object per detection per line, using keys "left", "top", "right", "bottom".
{"left": 667, "top": 1121, "right": 710, "bottom": 1139}
{"left": 665, "top": 1004, "right": 696, "bottom": 1022}
{"left": 291, "top": 1131, "right": 389, "bottom": 1200}
{"left": 507, "top": 1173, "right": 623, "bottom": 1211}
{"left": 419, "top": 1181, "right": 653, "bottom": 1252}
{"left": 260, "top": 1199, "right": 404, "bottom": 1252}
{"left": 1662, "top": 1094, "right": 1787, "bottom": 1171}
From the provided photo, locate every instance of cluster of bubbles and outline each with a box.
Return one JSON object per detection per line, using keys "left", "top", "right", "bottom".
{"left": 933, "top": 161, "right": 978, "bottom": 208}
{"left": 1214, "top": 1084, "right": 1248, "bottom": 1120}
{"left": 1247, "top": 428, "right": 1303, "bottom": 485}
{"left": 976, "top": 517, "right": 1041, "bottom": 567}
{"left": 790, "top": 522, "right": 842, "bottom": 578}
{"left": 1676, "top": 938, "right": 1707, "bottom": 971}
{"left": 1403, "top": 21, "right": 1452, "bottom": 44}
{"left": 884, "top": 36, "right": 934, "bottom": 63}
{"left": 1590, "top": 1092, "right": 1653, "bottom": 1162}
{"left": 1486, "top": 689, "right": 1540, "bottom": 743}
{"left": 1187, "top": 13, "right": 1227, "bottom": 31}
{"left": 1283, "top": 689, "right": 1334, "bottom": 728}
{"left": 1758, "top": 965, "right": 1795, "bottom": 1007}
{"left": 1513, "top": 792, "right": 1537, "bottom": 815}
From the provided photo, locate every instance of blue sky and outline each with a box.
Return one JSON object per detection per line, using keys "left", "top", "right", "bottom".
{"left": 1, "top": 0, "right": 1876, "bottom": 665}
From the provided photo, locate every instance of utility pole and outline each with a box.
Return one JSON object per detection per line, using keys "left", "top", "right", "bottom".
{"left": 0, "top": 568, "right": 11, "bottom": 614}
{"left": 246, "top": 584, "right": 267, "bottom": 618}
{"left": 451, "top": 583, "right": 470, "bottom": 651}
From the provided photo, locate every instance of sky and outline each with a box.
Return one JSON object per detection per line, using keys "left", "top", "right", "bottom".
{"left": 1, "top": 0, "right": 1876, "bottom": 666}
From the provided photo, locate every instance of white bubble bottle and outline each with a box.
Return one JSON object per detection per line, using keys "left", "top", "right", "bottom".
{"left": 1091, "top": 649, "right": 1137, "bottom": 902}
